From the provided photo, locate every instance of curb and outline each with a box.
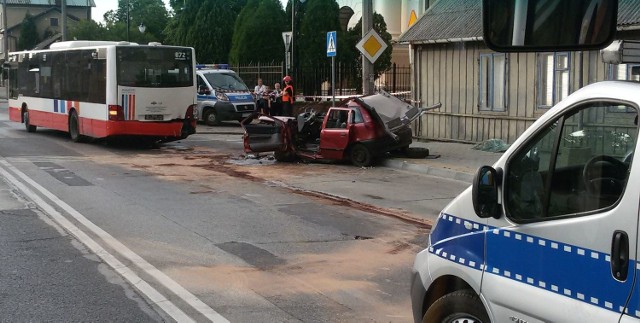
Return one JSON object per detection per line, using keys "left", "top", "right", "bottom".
{"left": 381, "top": 159, "right": 474, "bottom": 183}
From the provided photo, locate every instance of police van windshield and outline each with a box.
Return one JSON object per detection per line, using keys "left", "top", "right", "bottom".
{"left": 116, "top": 47, "right": 193, "bottom": 88}
{"left": 204, "top": 72, "right": 249, "bottom": 91}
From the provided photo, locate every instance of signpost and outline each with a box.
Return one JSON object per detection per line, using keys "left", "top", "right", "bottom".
{"left": 282, "top": 31, "right": 292, "bottom": 73}
{"left": 327, "top": 31, "right": 337, "bottom": 106}
{"left": 355, "top": 29, "right": 388, "bottom": 64}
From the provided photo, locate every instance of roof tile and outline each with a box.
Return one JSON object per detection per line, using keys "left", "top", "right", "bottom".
{"left": 400, "top": 0, "right": 640, "bottom": 43}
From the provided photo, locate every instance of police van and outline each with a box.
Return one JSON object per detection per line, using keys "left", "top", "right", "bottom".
{"left": 195, "top": 64, "right": 256, "bottom": 126}
{"left": 411, "top": 1, "right": 640, "bottom": 322}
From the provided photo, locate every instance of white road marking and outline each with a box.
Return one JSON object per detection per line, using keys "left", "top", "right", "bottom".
{"left": 0, "top": 160, "right": 229, "bottom": 323}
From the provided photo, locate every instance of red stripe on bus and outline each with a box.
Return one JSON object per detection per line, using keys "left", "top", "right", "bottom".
{"left": 129, "top": 95, "right": 135, "bottom": 120}
{"left": 10, "top": 107, "right": 184, "bottom": 138}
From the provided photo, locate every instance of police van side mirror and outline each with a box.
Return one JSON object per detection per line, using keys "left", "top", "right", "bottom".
{"left": 472, "top": 166, "right": 502, "bottom": 219}
{"left": 483, "top": 0, "right": 618, "bottom": 52}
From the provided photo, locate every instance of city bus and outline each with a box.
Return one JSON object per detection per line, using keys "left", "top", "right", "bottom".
{"left": 6, "top": 41, "right": 197, "bottom": 143}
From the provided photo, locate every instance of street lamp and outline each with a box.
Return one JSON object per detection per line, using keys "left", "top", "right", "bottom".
{"left": 127, "top": 0, "right": 145, "bottom": 41}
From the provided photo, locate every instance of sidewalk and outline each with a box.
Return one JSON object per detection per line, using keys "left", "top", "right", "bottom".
{"left": 382, "top": 140, "right": 501, "bottom": 183}
{"left": 197, "top": 124, "right": 503, "bottom": 183}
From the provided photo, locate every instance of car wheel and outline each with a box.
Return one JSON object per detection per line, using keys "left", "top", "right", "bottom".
{"left": 203, "top": 109, "right": 220, "bottom": 126}
{"left": 23, "top": 109, "right": 37, "bottom": 133}
{"left": 423, "top": 290, "right": 490, "bottom": 323}
{"left": 350, "top": 144, "right": 374, "bottom": 167}
{"left": 69, "top": 111, "right": 83, "bottom": 142}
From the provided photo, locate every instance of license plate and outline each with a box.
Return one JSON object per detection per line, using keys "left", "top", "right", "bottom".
{"left": 242, "top": 113, "right": 252, "bottom": 117}
{"left": 144, "top": 114, "right": 163, "bottom": 121}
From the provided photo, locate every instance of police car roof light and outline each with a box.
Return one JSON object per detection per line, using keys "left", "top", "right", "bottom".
{"left": 196, "top": 64, "right": 230, "bottom": 70}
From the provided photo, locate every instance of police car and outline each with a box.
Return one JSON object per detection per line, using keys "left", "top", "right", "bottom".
{"left": 195, "top": 64, "right": 256, "bottom": 125}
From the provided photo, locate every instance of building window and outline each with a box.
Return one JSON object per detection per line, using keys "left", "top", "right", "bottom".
{"left": 608, "top": 63, "right": 640, "bottom": 81}
{"left": 606, "top": 64, "right": 639, "bottom": 112}
{"left": 479, "top": 53, "right": 507, "bottom": 112}
{"left": 538, "top": 52, "right": 570, "bottom": 109}
{"left": 50, "top": 17, "right": 58, "bottom": 27}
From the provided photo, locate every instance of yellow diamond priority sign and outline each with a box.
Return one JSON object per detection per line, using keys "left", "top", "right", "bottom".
{"left": 356, "top": 29, "right": 388, "bottom": 63}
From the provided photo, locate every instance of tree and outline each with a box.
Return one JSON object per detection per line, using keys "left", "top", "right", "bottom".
{"left": 345, "top": 12, "right": 393, "bottom": 90}
{"left": 18, "top": 13, "right": 40, "bottom": 50}
{"left": 297, "top": 0, "right": 341, "bottom": 67}
{"left": 229, "top": 0, "right": 287, "bottom": 64}
{"left": 164, "top": 0, "right": 247, "bottom": 63}
{"left": 69, "top": 20, "right": 109, "bottom": 41}
{"left": 103, "top": 0, "right": 169, "bottom": 43}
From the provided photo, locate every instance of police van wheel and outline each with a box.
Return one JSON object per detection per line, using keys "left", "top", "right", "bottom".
{"left": 69, "top": 112, "right": 83, "bottom": 143}
{"left": 23, "top": 109, "right": 37, "bottom": 133}
{"left": 203, "top": 109, "right": 220, "bottom": 126}
{"left": 423, "top": 290, "right": 489, "bottom": 323}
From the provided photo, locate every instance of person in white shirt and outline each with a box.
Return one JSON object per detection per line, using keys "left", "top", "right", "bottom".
{"left": 254, "top": 78, "right": 267, "bottom": 113}
{"left": 254, "top": 78, "right": 266, "bottom": 95}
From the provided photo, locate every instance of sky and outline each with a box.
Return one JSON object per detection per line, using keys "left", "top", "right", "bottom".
{"left": 93, "top": 0, "right": 290, "bottom": 23}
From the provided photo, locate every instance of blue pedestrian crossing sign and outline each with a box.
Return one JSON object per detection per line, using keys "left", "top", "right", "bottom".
{"left": 327, "top": 31, "right": 337, "bottom": 57}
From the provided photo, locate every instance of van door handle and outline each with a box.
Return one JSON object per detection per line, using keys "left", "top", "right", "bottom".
{"left": 611, "top": 230, "right": 629, "bottom": 281}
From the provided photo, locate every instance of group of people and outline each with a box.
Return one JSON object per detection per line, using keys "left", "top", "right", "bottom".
{"left": 253, "top": 76, "right": 294, "bottom": 117}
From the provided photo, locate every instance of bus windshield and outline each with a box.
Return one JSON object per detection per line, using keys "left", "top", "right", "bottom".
{"left": 203, "top": 72, "right": 249, "bottom": 91}
{"left": 117, "top": 47, "right": 193, "bottom": 88}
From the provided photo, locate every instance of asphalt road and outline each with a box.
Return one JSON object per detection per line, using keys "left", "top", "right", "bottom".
{"left": 0, "top": 102, "right": 468, "bottom": 322}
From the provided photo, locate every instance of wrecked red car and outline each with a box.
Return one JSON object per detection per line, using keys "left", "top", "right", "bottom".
{"left": 242, "top": 91, "right": 440, "bottom": 167}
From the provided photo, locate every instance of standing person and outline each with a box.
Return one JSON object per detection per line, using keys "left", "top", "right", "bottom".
{"left": 281, "top": 76, "right": 294, "bottom": 117}
{"left": 271, "top": 82, "right": 282, "bottom": 116}
{"left": 254, "top": 78, "right": 267, "bottom": 113}
{"left": 261, "top": 86, "right": 271, "bottom": 115}
{"left": 254, "top": 78, "right": 266, "bottom": 95}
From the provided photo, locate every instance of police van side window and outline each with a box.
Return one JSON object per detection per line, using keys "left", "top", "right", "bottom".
{"left": 505, "top": 120, "right": 558, "bottom": 220}
{"left": 506, "top": 102, "right": 638, "bottom": 222}
{"left": 197, "top": 76, "right": 207, "bottom": 93}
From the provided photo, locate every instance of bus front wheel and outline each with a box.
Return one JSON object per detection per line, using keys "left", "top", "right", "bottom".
{"left": 69, "top": 111, "right": 83, "bottom": 142}
{"left": 23, "top": 109, "right": 37, "bottom": 133}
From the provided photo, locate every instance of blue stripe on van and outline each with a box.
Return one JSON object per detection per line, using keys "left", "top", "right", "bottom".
{"left": 227, "top": 94, "right": 252, "bottom": 102}
{"left": 429, "top": 213, "right": 639, "bottom": 317}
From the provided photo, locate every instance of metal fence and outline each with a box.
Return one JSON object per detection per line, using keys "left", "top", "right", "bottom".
{"left": 231, "top": 62, "right": 411, "bottom": 100}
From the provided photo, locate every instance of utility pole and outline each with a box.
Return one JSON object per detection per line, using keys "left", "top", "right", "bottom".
{"left": 3, "top": 0, "right": 7, "bottom": 91}
{"left": 291, "top": 0, "right": 294, "bottom": 77}
{"left": 61, "top": 0, "right": 67, "bottom": 41}
{"left": 3, "top": 0, "right": 8, "bottom": 62}
{"left": 362, "top": 0, "right": 374, "bottom": 95}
